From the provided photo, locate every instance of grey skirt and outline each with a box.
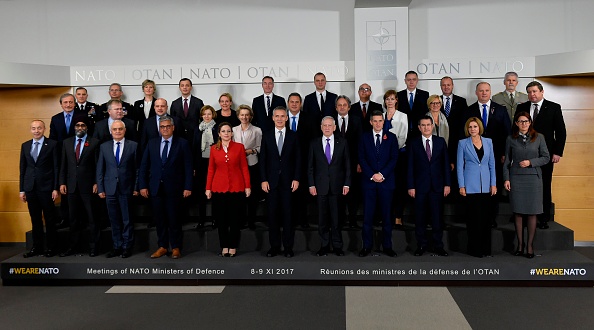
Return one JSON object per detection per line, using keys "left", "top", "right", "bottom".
{"left": 509, "top": 174, "right": 543, "bottom": 215}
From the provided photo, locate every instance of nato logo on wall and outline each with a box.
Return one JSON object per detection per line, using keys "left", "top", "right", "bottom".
{"left": 367, "top": 20, "right": 397, "bottom": 81}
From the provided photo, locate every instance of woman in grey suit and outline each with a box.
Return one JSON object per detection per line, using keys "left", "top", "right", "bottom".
{"left": 457, "top": 117, "right": 496, "bottom": 258}
{"left": 232, "top": 105, "right": 262, "bottom": 230}
{"left": 503, "top": 111, "right": 550, "bottom": 259}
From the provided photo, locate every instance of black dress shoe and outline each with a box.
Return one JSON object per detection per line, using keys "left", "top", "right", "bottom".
{"left": 383, "top": 248, "right": 397, "bottom": 257}
{"left": 513, "top": 250, "right": 524, "bottom": 256}
{"left": 195, "top": 222, "right": 204, "bottom": 230}
{"left": 433, "top": 248, "right": 449, "bottom": 257}
{"left": 301, "top": 223, "right": 310, "bottom": 229}
{"left": 44, "top": 249, "right": 56, "bottom": 257}
{"left": 525, "top": 253, "right": 535, "bottom": 259}
{"left": 121, "top": 249, "right": 132, "bottom": 258}
{"left": 349, "top": 223, "right": 361, "bottom": 229}
{"left": 266, "top": 248, "right": 279, "bottom": 257}
{"left": 334, "top": 248, "right": 345, "bottom": 256}
{"left": 414, "top": 247, "right": 426, "bottom": 256}
{"left": 538, "top": 221, "right": 549, "bottom": 229}
{"left": 211, "top": 220, "right": 217, "bottom": 229}
{"left": 316, "top": 247, "right": 329, "bottom": 256}
{"left": 284, "top": 249, "right": 294, "bottom": 258}
{"left": 106, "top": 249, "right": 122, "bottom": 258}
{"left": 359, "top": 248, "right": 371, "bottom": 257}
{"left": 89, "top": 249, "right": 97, "bottom": 257}
{"left": 59, "top": 248, "right": 75, "bottom": 257}
{"left": 491, "top": 221, "right": 498, "bottom": 228}
{"left": 23, "top": 247, "right": 42, "bottom": 258}
{"left": 248, "top": 223, "right": 256, "bottom": 230}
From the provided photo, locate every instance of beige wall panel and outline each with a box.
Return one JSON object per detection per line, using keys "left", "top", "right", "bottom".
{"left": 561, "top": 110, "right": 594, "bottom": 143}
{"left": 552, "top": 177, "right": 594, "bottom": 209}
{"left": 556, "top": 210, "right": 594, "bottom": 241}
{"left": 553, "top": 143, "right": 594, "bottom": 176}
{"left": 0, "top": 182, "right": 30, "bottom": 212}
{"left": 540, "top": 77, "right": 594, "bottom": 109}
{"left": 0, "top": 212, "right": 31, "bottom": 242}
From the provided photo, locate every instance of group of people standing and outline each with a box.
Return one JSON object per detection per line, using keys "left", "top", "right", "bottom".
{"left": 19, "top": 70, "right": 565, "bottom": 260}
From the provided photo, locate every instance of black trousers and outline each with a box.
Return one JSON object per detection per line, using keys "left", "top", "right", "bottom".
{"left": 67, "top": 191, "right": 99, "bottom": 249}
{"left": 465, "top": 193, "right": 492, "bottom": 256}
{"left": 540, "top": 161, "right": 554, "bottom": 222}
{"left": 25, "top": 189, "right": 57, "bottom": 250}
{"left": 212, "top": 192, "right": 243, "bottom": 249}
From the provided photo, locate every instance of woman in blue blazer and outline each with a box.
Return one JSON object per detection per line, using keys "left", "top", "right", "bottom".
{"left": 457, "top": 117, "right": 497, "bottom": 257}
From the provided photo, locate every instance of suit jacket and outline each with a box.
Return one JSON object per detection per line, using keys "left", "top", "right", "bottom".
{"left": 492, "top": 91, "right": 528, "bottom": 124}
{"left": 206, "top": 141, "right": 251, "bottom": 193}
{"left": 358, "top": 131, "right": 399, "bottom": 190}
{"left": 92, "top": 117, "right": 137, "bottom": 144}
{"left": 334, "top": 114, "right": 363, "bottom": 172}
{"left": 503, "top": 134, "right": 550, "bottom": 181}
{"left": 440, "top": 94, "right": 468, "bottom": 142}
{"left": 139, "top": 115, "right": 182, "bottom": 156}
{"left": 259, "top": 129, "right": 301, "bottom": 190}
{"left": 456, "top": 137, "right": 496, "bottom": 194}
{"left": 466, "top": 101, "right": 511, "bottom": 159}
{"left": 139, "top": 136, "right": 193, "bottom": 196}
{"left": 232, "top": 124, "right": 262, "bottom": 166}
{"left": 59, "top": 136, "right": 100, "bottom": 194}
{"left": 516, "top": 99, "right": 566, "bottom": 157}
{"left": 303, "top": 91, "right": 338, "bottom": 122}
{"left": 74, "top": 102, "right": 99, "bottom": 135}
{"left": 252, "top": 94, "right": 287, "bottom": 133}
{"left": 132, "top": 98, "right": 157, "bottom": 134}
{"left": 350, "top": 100, "right": 383, "bottom": 132}
{"left": 20, "top": 138, "right": 59, "bottom": 192}
{"left": 307, "top": 135, "right": 351, "bottom": 195}
{"left": 407, "top": 135, "right": 451, "bottom": 193}
{"left": 397, "top": 88, "right": 430, "bottom": 137}
{"left": 286, "top": 111, "right": 318, "bottom": 180}
{"left": 96, "top": 101, "right": 134, "bottom": 122}
{"left": 170, "top": 95, "right": 205, "bottom": 142}
{"left": 49, "top": 111, "right": 87, "bottom": 144}
{"left": 96, "top": 139, "right": 139, "bottom": 196}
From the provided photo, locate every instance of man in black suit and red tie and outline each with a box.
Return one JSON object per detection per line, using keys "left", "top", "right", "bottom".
{"left": 303, "top": 72, "right": 338, "bottom": 122}
{"left": 260, "top": 106, "right": 301, "bottom": 258}
{"left": 398, "top": 71, "right": 430, "bottom": 140}
{"left": 516, "top": 81, "right": 567, "bottom": 229}
{"left": 407, "top": 115, "right": 451, "bottom": 257}
{"left": 170, "top": 78, "right": 205, "bottom": 144}
{"left": 58, "top": 119, "right": 101, "bottom": 257}
{"left": 308, "top": 116, "right": 351, "bottom": 257}
{"left": 349, "top": 83, "right": 383, "bottom": 132}
{"left": 74, "top": 87, "right": 99, "bottom": 136}
{"left": 252, "top": 76, "right": 287, "bottom": 133}
{"left": 19, "top": 120, "right": 60, "bottom": 258}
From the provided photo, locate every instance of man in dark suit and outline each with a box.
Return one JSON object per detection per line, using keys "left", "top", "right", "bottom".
{"left": 139, "top": 116, "right": 193, "bottom": 259}
{"left": 96, "top": 83, "right": 134, "bottom": 122}
{"left": 74, "top": 87, "right": 99, "bottom": 136}
{"left": 308, "top": 116, "right": 351, "bottom": 256}
{"left": 407, "top": 115, "right": 451, "bottom": 257}
{"left": 397, "top": 71, "right": 430, "bottom": 140}
{"left": 334, "top": 95, "right": 363, "bottom": 228}
{"left": 302, "top": 72, "right": 338, "bottom": 122}
{"left": 358, "top": 111, "right": 399, "bottom": 257}
{"left": 252, "top": 76, "right": 287, "bottom": 133}
{"left": 170, "top": 78, "right": 205, "bottom": 144}
{"left": 19, "top": 120, "right": 59, "bottom": 258}
{"left": 349, "top": 83, "right": 383, "bottom": 132}
{"left": 93, "top": 99, "right": 137, "bottom": 144}
{"left": 58, "top": 119, "right": 101, "bottom": 257}
{"left": 140, "top": 98, "right": 181, "bottom": 156}
{"left": 516, "top": 81, "right": 567, "bottom": 229}
{"left": 97, "top": 120, "right": 139, "bottom": 258}
{"left": 260, "top": 106, "right": 301, "bottom": 257}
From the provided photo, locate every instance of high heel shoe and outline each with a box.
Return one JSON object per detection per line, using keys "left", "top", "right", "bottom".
{"left": 525, "top": 245, "right": 535, "bottom": 259}
{"left": 394, "top": 218, "right": 403, "bottom": 230}
{"left": 228, "top": 249, "right": 236, "bottom": 257}
{"left": 513, "top": 243, "right": 524, "bottom": 256}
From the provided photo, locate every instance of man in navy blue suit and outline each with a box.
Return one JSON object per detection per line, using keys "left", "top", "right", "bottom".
{"left": 358, "top": 111, "right": 399, "bottom": 257}
{"left": 252, "top": 76, "right": 287, "bottom": 133}
{"left": 170, "top": 78, "right": 204, "bottom": 144}
{"left": 259, "top": 106, "right": 301, "bottom": 258}
{"left": 303, "top": 72, "right": 338, "bottom": 123}
{"left": 139, "top": 116, "right": 193, "bottom": 259}
{"left": 407, "top": 115, "right": 451, "bottom": 256}
{"left": 96, "top": 120, "right": 139, "bottom": 258}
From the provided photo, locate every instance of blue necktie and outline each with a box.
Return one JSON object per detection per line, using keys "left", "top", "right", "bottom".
{"left": 291, "top": 116, "right": 297, "bottom": 132}
{"left": 325, "top": 138, "right": 332, "bottom": 164}
{"left": 375, "top": 134, "right": 381, "bottom": 154}
{"left": 482, "top": 104, "right": 488, "bottom": 127}
{"left": 65, "top": 113, "right": 71, "bottom": 134}
{"left": 115, "top": 141, "right": 121, "bottom": 165}
{"left": 445, "top": 97, "right": 451, "bottom": 117}
{"left": 266, "top": 96, "right": 271, "bottom": 114}
{"left": 409, "top": 92, "right": 414, "bottom": 110}
{"left": 31, "top": 141, "right": 39, "bottom": 162}
{"left": 162, "top": 140, "right": 169, "bottom": 164}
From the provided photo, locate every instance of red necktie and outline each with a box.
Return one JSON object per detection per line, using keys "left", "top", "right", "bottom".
{"left": 362, "top": 103, "right": 367, "bottom": 118}
{"left": 183, "top": 98, "right": 189, "bottom": 117}
{"left": 75, "top": 138, "right": 82, "bottom": 162}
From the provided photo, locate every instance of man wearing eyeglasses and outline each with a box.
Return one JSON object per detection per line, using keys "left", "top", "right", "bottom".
{"left": 139, "top": 116, "right": 193, "bottom": 259}
{"left": 350, "top": 83, "right": 383, "bottom": 132}
{"left": 96, "top": 83, "right": 134, "bottom": 121}
{"left": 93, "top": 99, "right": 137, "bottom": 144}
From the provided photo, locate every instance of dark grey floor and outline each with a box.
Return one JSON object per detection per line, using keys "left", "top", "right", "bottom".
{"left": 1, "top": 246, "right": 593, "bottom": 330}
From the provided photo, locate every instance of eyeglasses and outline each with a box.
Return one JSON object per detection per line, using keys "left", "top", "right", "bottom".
{"left": 359, "top": 88, "right": 371, "bottom": 92}
{"left": 430, "top": 102, "right": 442, "bottom": 105}
{"left": 159, "top": 125, "right": 173, "bottom": 129}
{"left": 516, "top": 120, "right": 530, "bottom": 124}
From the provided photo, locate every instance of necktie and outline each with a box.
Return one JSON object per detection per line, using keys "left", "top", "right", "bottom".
{"left": 183, "top": 98, "right": 189, "bottom": 117}
{"left": 277, "top": 131, "right": 283, "bottom": 155}
{"left": 340, "top": 116, "right": 346, "bottom": 136}
{"left": 482, "top": 104, "right": 488, "bottom": 127}
{"left": 266, "top": 96, "right": 271, "bottom": 114}
{"left": 362, "top": 103, "right": 367, "bottom": 118}
{"left": 510, "top": 93, "right": 515, "bottom": 106}
{"left": 65, "top": 113, "right": 71, "bottom": 134}
{"left": 161, "top": 140, "right": 169, "bottom": 164}
{"left": 375, "top": 134, "right": 381, "bottom": 154}
{"left": 409, "top": 92, "right": 414, "bottom": 110}
{"left": 320, "top": 93, "right": 325, "bottom": 112}
{"left": 425, "top": 138, "right": 431, "bottom": 161}
{"left": 79, "top": 104, "right": 84, "bottom": 111}
{"left": 31, "top": 141, "right": 39, "bottom": 162}
{"left": 75, "top": 138, "right": 82, "bottom": 162}
{"left": 291, "top": 116, "right": 297, "bottom": 132}
{"left": 533, "top": 104, "right": 539, "bottom": 120}
{"left": 445, "top": 97, "right": 451, "bottom": 117}
{"left": 325, "top": 138, "right": 332, "bottom": 164}
{"left": 115, "top": 141, "right": 121, "bottom": 165}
